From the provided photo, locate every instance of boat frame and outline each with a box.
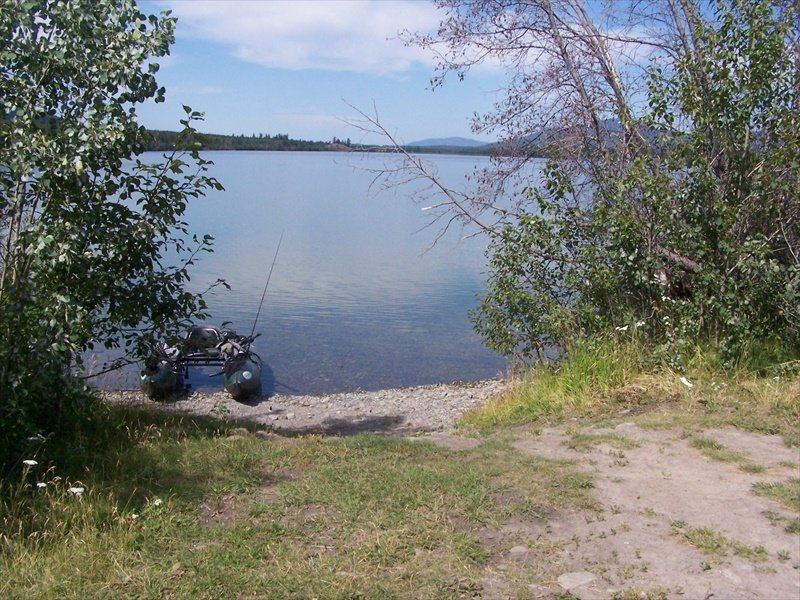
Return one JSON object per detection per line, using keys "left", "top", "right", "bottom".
{"left": 141, "top": 325, "right": 262, "bottom": 399}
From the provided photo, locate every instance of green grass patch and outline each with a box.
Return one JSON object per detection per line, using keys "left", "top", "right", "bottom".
{"left": 670, "top": 522, "right": 769, "bottom": 564}
{"left": 732, "top": 542, "right": 769, "bottom": 562}
{"left": 752, "top": 478, "right": 800, "bottom": 513}
{"left": 452, "top": 531, "right": 488, "bottom": 564}
{"left": 564, "top": 432, "right": 641, "bottom": 452}
{"left": 461, "top": 337, "right": 645, "bottom": 429}
{"left": 671, "top": 523, "right": 728, "bottom": 557}
{"left": 463, "top": 342, "right": 799, "bottom": 447}
{"left": 614, "top": 588, "right": 670, "bottom": 600}
{"left": 690, "top": 437, "right": 765, "bottom": 473}
{"left": 739, "top": 462, "right": 767, "bottom": 474}
{"left": 762, "top": 510, "right": 800, "bottom": 535}
{"left": 0, "top": 406, "right": 596, "bottom": 599}
{"left": 691, "top": 437, "right": 741, "bottom": 461}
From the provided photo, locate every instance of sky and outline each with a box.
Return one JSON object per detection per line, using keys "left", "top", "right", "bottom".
{"left": 136, "top": 0, "right": 507, "bottom": 145}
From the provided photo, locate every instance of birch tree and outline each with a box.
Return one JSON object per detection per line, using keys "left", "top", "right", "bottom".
{"left": 0, "top": 0, "right": 222, "bottom": 462}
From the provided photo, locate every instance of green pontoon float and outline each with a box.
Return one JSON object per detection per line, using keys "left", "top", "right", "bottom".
{"left": 140, "top": 325, "right": 262, "bottom": 400}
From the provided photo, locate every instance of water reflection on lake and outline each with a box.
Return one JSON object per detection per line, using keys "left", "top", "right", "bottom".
{"left": 92, "top": 151, "right": 513, "bottom": 395}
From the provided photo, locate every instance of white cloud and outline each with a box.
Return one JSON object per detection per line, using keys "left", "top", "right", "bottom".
{"left": 195, "top": 84, "right": 223, "bottom": 95}
{"left": 159, "top": 0, "right": 441, "bottom": 75}
{"left": 271, "top": 106, "right": 348, "bottom": 134}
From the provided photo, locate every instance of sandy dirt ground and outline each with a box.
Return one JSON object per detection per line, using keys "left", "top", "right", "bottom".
{"left": 502, "top": 423, "right": 800, "bottom": 599}
{"left": 102, "top": 383, "right": 800, "bottom": 599}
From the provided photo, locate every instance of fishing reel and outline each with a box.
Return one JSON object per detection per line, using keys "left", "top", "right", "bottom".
{"left": 217, "top": 332, "right": 260, "bottom": 359}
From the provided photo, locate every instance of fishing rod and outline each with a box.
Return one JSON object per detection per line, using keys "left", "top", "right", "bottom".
{"left": 248, "top": 229, "right": 284, "bottom": 344}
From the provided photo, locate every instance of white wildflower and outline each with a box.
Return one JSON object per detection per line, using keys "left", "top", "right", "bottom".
{"left": 67, "top": 486, "right": 85, "bottom": 496}
{"left": 636, "top": 320, "right": 646, "bottom": 327}
{"left": 615, "top": 325, "right": 629, "bottom": 332}
{"left": 153, "top": 498, "right": 163, "bottom": 507}
{"left": 36, "top": 482, "right": 47, "bottom": 489}
{"left": 22, "top": 459, "right": 37, "bottom": 466}
{"left": 131, "top": 514, "right": 139, "bottom": 520}
{"left": 679, "top": 376, "right": 694, "bottom": 389}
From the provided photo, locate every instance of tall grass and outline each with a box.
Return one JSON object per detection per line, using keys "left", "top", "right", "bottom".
{"left": 461, "top": 335, "right": 645, "bottom": 428}
{"left": 462, "top": 334, "right": 799, "bottom": 444}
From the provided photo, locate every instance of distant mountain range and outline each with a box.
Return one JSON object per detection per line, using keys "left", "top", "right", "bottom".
{"left": 409, "top": 120, "right": 659, "bottom": 152}
{"left": 407, "top": 137, "right": 491, "bottom": 148}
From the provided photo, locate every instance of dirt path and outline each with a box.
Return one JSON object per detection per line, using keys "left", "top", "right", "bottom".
{"left": 497, "top": 423, "right": 800, "bottom": 599}
{"left": 102, "top": 383, "right": 800, "bottom": 598}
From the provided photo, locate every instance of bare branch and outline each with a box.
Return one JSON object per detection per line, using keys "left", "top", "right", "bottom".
{"left": 344, "top": 101, "right": 502, "bottom": 241}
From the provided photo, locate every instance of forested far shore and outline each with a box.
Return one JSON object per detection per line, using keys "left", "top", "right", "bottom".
{"left": 143, "top": 129, "right": 504, "bottom": 156}
{"left": 145, "top": 129, "right": 336, "bottom": 152}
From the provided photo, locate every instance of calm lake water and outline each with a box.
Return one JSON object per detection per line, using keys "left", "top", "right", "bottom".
{"left": 93, "top": 151, "right": 511, "bottom": 395}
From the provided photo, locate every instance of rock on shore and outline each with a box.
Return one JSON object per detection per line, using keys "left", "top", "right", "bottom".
{"left": 100, "top": 378, "right": 507, "bottom": 436}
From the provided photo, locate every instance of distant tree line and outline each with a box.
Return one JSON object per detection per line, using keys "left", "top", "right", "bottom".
{"left": 144, "top": 129, "right": 509, "bottom": 156}
{"left": 144, "top": 129, "right": 337, "bottom": 152}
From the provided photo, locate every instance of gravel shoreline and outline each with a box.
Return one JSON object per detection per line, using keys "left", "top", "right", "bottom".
{"left": 100, "top": 378, "right": 508, "bottom": 436}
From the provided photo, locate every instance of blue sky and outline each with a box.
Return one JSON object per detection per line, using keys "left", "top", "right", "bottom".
{"left": 136, "top": 1, "right": 506, "bottom": 144}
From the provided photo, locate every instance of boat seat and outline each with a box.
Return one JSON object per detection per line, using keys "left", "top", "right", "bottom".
{"left": 185, "top": 326, "right": 223, "bottom": 351}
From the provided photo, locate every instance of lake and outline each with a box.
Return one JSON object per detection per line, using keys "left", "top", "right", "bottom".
{"left": 92, "top": 151, "right": 510, "bottom": 395}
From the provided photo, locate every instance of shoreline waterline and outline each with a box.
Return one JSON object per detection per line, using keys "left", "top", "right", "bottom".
{"left": 100, "top": 377, "right": 509, "bottom": 435}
